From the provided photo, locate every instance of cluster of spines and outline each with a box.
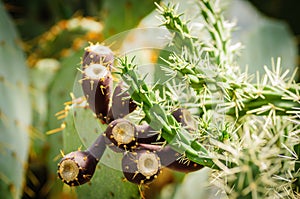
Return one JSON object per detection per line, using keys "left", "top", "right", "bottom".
{"left": 58, "top": 43, "right": 204, "bottom": 187}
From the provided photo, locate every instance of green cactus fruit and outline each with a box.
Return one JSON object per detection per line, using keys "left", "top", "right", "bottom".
{"left": 0, "top": 2, "right": 32, "bottom": 198}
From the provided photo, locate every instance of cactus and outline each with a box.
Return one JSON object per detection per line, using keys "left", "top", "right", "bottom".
{"left": 128, "top": 2, "right": 299, "bottom": 198}
{"left": 26, "top": 17, "right": 104, "bottom": 67}
{"left": 0, "top": 2, "right": 32, "bottom": 198}
{"left": 50, "top": 0, "right": 300, "bottom": 198}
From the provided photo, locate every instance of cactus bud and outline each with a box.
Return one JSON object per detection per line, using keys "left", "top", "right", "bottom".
{"left": 122, "top": 149, "right": 161, "bottom": 184}
{"left": 82, "top": 43, "right": 114, "bottom": 69}
{"left": 81, "top": 63, "right": 112, "bottom": 122}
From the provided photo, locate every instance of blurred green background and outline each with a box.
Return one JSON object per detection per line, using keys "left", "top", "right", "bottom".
{"left": 0, "top": 0, "right": 299, "bottom": 198}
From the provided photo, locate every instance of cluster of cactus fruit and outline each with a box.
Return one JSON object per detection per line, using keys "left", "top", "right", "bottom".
{"left": 54, "top": 2, "right": 300, "bottom": 198}
{"left": 57, "top": 43, "right": 203, "bottom": 186}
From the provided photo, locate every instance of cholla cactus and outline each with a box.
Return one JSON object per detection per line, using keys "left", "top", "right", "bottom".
{"left": 56, "top": 0, "right": 300, "bottom": 198}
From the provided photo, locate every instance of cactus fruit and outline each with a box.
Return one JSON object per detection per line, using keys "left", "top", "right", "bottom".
{"left": 104, "top": 119, "right": 165, "bottom": 152}
{"left": 82, "top": 43, "right": 114, "bottom": 69}
{"left": 139, "top": 144, "right": 203, "bottom": 173}
{"left": 135, "top": 123, "right": 162, "bottom": 144}
{"left": 122, "top": 149, "right": 161, "bottom": 184}
{"left": 156, "top": 146, "right": 203, "bottom": 173}
{"left": 58, "top": 150, "right": 98, "bottom": 186}
{"left": 58, "top": 134, "right": 106, "bottom": 186}
{"left": 81, "top": 43, "right": 114, "bottom": 122}
{"left": 104, "top": 118, "right": 138, "bottom": 151}
{"left": 172, "top": 108, "right": 197, "bottom": 131}
{"left": 81, "top": 63, "right": 113, "bottom": 121}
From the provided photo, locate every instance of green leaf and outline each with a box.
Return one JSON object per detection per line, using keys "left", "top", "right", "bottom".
{"left": 0, "top": 2, "right": 31, "bottom": 198}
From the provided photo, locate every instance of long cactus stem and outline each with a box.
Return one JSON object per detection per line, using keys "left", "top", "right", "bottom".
{"left": 155, "top": 2, "right": 196, "bottom": 55}
{"left": 164, "top": 55, "right": 300, "bottom": 117}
